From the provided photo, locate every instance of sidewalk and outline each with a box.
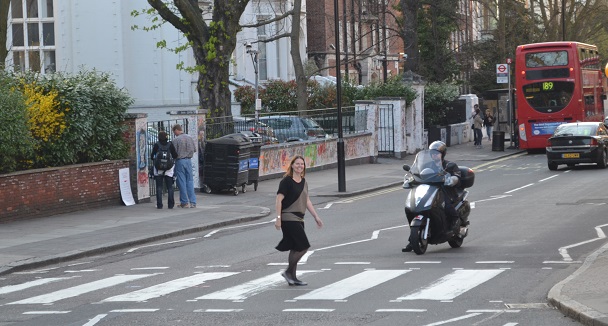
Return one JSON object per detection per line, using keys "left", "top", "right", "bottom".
{"left": 0, "top": 140, "right": 606, "bottom": 325}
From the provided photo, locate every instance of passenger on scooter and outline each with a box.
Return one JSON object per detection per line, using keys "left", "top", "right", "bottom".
{"left": 403, "top": 141, "right": 461, "bottom": 252}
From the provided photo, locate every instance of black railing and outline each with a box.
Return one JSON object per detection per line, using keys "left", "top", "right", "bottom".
{"left": 206, "top": 107, "right": 367, "bottom": 142}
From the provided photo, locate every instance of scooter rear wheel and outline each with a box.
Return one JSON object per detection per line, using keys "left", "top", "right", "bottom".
{"left": 410, "top": 226, "right": 428, "bottom": 255}
{"left": 448, "top": 237, "right": 463, "bottom": 248}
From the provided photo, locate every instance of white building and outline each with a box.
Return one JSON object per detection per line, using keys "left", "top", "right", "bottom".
{"left": 4, "top": 0, "right": 307, "bottom": 120}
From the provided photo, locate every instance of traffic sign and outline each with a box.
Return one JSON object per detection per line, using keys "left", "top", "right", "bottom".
{"left": 496, "top": 64, "right": 509, "bottom": 84}
{"left": 496, "top": 64, "right": 508, "bottom": 73}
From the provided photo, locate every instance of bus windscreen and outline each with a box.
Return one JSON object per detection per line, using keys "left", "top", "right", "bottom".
{"left": 526, "top": 51, "right": 568, "bottom": 67}
{"left": 523, "top": 81, "right": 574, "bottom": 113}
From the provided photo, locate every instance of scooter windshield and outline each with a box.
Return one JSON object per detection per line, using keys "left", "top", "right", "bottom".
{"left": 409, "top": 149, "right": 446, "bottom": 183}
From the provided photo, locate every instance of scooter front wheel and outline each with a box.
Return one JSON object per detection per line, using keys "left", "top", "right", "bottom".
{"left": 410, "top": 226, "right": 428, "bottom": 255}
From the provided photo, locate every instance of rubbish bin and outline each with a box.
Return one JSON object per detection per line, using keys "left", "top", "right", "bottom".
{"left": 202, "top": 133, "right": 252, "bottom": 195}
{"left": 239, "top": 131, "right": 262, "bottom": 191}
{"left": 492, "top": 130, "right": 505, "bottom": 151}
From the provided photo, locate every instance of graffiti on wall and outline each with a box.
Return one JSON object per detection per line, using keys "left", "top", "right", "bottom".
{"left": 259, "top": 135, "right": 373, "bottom": 176}
{"left": 135, "top": 118, "right": 149, "bottom": 198}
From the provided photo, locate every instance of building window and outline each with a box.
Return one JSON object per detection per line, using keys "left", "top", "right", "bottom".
{"left": 8, "top": 0, "right": 55, "bottom": 73}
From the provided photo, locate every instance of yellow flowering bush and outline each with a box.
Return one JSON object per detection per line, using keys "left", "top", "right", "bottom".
{"left": 22, "top": 83, "right": 67, "bottom": 143}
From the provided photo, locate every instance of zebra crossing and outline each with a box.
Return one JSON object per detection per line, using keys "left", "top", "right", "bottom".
{"left": 1, "top": 267, "right": 507, "bottom": 308}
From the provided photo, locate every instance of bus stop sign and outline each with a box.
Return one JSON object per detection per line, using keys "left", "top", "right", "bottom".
{"left": 496, "top": 64, "right": 509, "bottom": 84}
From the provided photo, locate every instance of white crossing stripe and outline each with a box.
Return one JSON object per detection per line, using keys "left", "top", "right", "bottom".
{"left": 294, "top": 270, "right": 410, "bottom": 300}
{"left": 397, "top": 269, "right": 504, "bottom": 301}
{"left": 0, "top": 277, "right": 73, "bottom": 295}
{"left": 102, "top": 272, "right": 238, "bottom": 302}
{"left": 196, "top": 271, "right": 319, "bottom": 300}
{"left": 7, "top": 274, "right": 158, "bottom": 305}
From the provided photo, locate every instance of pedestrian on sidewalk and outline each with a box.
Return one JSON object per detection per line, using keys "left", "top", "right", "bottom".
{"left": 151, "top": 131, "right": 178, "bottom": 209}
{"left": 473, "top": 105, "right": 484, "bottom": 148}
{"left": 274, "top": 155, "right": 323, "bottom": 286}
{"left": 172, "top": 124, "right": 198, "bottom": 208}
{"left": 484, "top": 108, "right": 495, "bottom": 142}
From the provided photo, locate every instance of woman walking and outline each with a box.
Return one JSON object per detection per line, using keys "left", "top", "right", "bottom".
{"left": 473, "top": 106, "right": 484, "bottom": 148}
{"left": 275, "top": 156, "right": 323, "bottom": 286}
{"left": 483, "top": 108, "right": 495, "bottom": 142}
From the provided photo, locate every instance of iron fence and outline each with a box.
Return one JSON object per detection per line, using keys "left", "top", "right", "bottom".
{"left": 147, "top": 118, "right": 189, "bottom": 197}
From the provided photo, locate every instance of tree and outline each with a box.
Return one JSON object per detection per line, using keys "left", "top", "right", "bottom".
{"left": 0, "top": 0, "right": 10, "bottom": 68}
{"left": 145, "top": 0, "right": 250, "bottom": 121}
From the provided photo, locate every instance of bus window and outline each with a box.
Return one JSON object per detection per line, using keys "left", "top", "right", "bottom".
{"left": 523, "top": 81, "right": 575, "bottom": 113}
{"left": 526, "top": 51, "right": 568, "bottom": 67}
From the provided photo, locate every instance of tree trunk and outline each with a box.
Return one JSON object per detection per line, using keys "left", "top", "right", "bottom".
{"left": 290, "top": 0, "right": 308, "bottom": 113}
{"left": 401, "top": 0, "right": 419, "bottom": 73}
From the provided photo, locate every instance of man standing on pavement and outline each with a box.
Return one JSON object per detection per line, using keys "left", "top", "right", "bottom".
{"left": 172, "top": 124, "right": 197, "bottom": 208}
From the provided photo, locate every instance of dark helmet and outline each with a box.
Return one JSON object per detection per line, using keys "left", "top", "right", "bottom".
{"left": 429, "top": 141, "right": 447, "bottom": 159}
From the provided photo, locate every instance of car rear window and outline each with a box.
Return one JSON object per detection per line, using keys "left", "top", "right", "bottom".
{"left": 554, "top": 124, "right": 597, "bottom": 136}
{"left": 262, "top": 118, "right": 292, "bottom": 129}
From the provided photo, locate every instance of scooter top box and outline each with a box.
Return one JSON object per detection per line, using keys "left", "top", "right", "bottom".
{"left": 459, "top": 167, "right": 475, "bottom": 188}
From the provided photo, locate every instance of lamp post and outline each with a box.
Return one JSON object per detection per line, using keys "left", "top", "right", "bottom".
{"left": 561, "top": 0, "right": 566, "bottom": 41}
{"left": 245, "top": 43, "right": 260, "bottom": 126}
{"left": 333, "top": 0, "right": 346, "bottom": 192}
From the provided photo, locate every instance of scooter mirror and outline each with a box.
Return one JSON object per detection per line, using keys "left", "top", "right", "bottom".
{"left": 403, "top": 164, "right": 410, "bottom": 171}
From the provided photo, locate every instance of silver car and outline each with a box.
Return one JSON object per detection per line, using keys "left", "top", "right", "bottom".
{"left": 259, "top": 115, "right": 328, "bottom": 142}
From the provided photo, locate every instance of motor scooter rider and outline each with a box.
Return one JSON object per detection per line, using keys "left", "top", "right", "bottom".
{"left": 403, "top": 141, "right": 461, "bottom": 252}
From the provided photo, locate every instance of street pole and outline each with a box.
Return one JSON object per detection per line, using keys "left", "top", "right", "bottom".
{"left": 246, "top": 46, "right": 260, "bottom": 126}
{"left": 334, "top": 0, "right": 346, "bottom": 192}
{"left": 562, "top": 0, "right": 566, "bottom": 41}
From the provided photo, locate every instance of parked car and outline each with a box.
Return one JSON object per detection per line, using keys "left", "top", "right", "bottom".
{"left": 259, "top": 115, "right": 328, "bottom": 142}
{"left": 232, "top": 117, "right": 278, "bottom": 144}
{"left": 546, "top": 121, "right": 608, "bottom": 170}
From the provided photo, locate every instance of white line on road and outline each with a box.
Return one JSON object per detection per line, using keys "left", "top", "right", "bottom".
{"left": 126, "top": 238, "right": 198, "bottom": 253}
{"left": 0, "top": 277, "right": 74, "bottom": 295}
{"left": 82, "top": 314, "right": 107, "bottom": 326}
{"left": 555, "top": 223, "right": 608, "bottom": 262}
{"left": 398, "top": 269, "right": 505, "bottom": 301}
{"left": 539, "top": 175, "right": 558, "bottom": 182}
{"left": 103, "top": 272, "right": 238, "bottom": 302}
{"left": 295, "top": 270, "right": 410, "bottom": 301}
{"left": 22, "top": 311, "right": 71, "bottom": 314}
{"left": 423, "top": 313, "right": 482, "bottom": 326}
{"left": 204, "top": 219, "right": 274, "bottom": 238}
{"left": 109, "top": 309, "right": 159, "bottom": 312}
{"left": 376, "top": 308, "right": 427, "bottom": 312}
{"left": 504, "top": 183, "right": 534, "bottom": 194}
{"left": 283, "top": 308, "right": 334, "bottom": 312}
{"left": 8, "top": 274, "right": 160, "bottom": 305}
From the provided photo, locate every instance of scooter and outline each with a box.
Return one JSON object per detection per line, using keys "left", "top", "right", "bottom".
{"left": 402, "top": 149, "right": 475, "bottom": 255}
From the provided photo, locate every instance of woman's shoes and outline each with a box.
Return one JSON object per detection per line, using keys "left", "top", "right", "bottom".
{"left": 281, "top": 271, "right": 295, "bottom": 286}
{"left": 293, "top": 278, "right": 308, "bottom": 286}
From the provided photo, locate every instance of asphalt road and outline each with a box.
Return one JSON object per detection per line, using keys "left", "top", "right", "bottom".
{"left": 1, "top": 152, "right": 606, "bottom": 326}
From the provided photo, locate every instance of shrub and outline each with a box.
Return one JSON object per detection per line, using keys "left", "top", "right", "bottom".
{"left": 423, "top": 82, "right": 460, "bottom": 127}
{"left": 0, "top": 74, "right": 35, "bottom": 173}
{"left": 234, "top": 85, "right": 255, "bottom": 115}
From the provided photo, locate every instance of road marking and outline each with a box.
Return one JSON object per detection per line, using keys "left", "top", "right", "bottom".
{"left": 539, "top": 175, "right": 558, "bottom": 182}
{"left": 196, "top": 271, "right": 319, "bottom": 300}
{"left": 204, "top": 219, "right": 274, "bottom": 238}
{"left": 475, "top": 261, "right": 514, "bottom": 264}
{"left": 504, "top": 183, "right": 534, "bottom": 194}
{"left": 294, "top": 270, "right": 410, "bottom": 301}
{"left": 7, "top": 274, "right": 159, "bottom": 305}
{"left": 83, "top": 314, "right": 107, "bottom": 326}
{"left": 398, "top": 269, "right": 504, "bottom": 301}
{"left": 283, "top": 308, "right": 334, "bottom": 312}
{"left": 22, "top": 311, "right": 70, "bottom": 314}
{"left": 131, "top": 267, "right": 170, "bottom": 270}
{"left": 102, "top": 272, "right": 238, "bottom": 302}
{"left": 109, "top": 309, "right": 159, "bottom": 312}
{"left": 376, "top": 308, "right": 427, "bottom": 312}
{"left": 551, "top": 223, "right": 608, "bottom": 262}
{"left": 334, "top": 262, "right": 370, "bottom": 265}
{"left": 405, "top": 261, "right": 441, "bottom": 264}
{"left": 423, "top": 313, "right": 482, "bottom": 325}
{"left": 126, "top": 238, "right": 198, "bottom": 253}
{"left": 0, "top": 277, "right": 74, "bottom": 295}
{"left": 196, "top": 309, "right": 243, "bottom": 312}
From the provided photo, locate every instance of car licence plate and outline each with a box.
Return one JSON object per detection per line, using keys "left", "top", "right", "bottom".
{"left": 562, "top": 153, "right": 580, "bottom": 158}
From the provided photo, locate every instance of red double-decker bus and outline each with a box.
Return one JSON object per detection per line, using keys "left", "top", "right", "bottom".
{"left": 515, "top": 42, "right": 606, "bottom": 151}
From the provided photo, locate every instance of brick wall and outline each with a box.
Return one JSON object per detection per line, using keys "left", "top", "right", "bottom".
{"left": 0, "top": 160, "right": 130, "bottom": 223}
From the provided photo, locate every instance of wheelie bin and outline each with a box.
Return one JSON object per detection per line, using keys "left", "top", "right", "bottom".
{"left": 202, "top": 133, "right": 252, "bottom": 195}
{"left": 492, "top": 130, "right": 505, "bottom": 151}
{"left": 239, "top": 131, "right": 262, "bottom": 191}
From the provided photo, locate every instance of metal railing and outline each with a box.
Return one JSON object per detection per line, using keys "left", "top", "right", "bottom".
{"left": 205, "top": 107, "right": 367, "bottom": 142}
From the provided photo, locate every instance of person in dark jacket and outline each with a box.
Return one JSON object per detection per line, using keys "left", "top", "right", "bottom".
{"left": 403, "top": 141, "right": 461, "bottom": 252}
{"left": 151, "top": 131, "right": 178, "bottom": 209}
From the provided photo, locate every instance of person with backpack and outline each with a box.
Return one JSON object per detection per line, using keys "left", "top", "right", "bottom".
{"left": 151, "top": 131, "right": 178, "bottom": 209}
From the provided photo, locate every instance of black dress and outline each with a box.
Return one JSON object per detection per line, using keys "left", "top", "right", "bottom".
{"left": 275, "top": 176, "right": 311, "bottom": 252}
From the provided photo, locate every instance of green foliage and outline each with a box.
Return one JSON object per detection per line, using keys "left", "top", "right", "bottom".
{"left": 234, "top": 85, "right": 255, "bottom": 114}
{"left": 260, "top": 80, "right": 298, "bottom": 112}
{"left": 423, "top": 82, "right": 460, "bottom": 127}
{"left": 0, "top": 73, "right": 35, "bottom": 173}
{"left": 357, "top": 76, "right": 418, "bottom": 104}
{"left": 0, "top": 70, "right": 134, "bottom": 173}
